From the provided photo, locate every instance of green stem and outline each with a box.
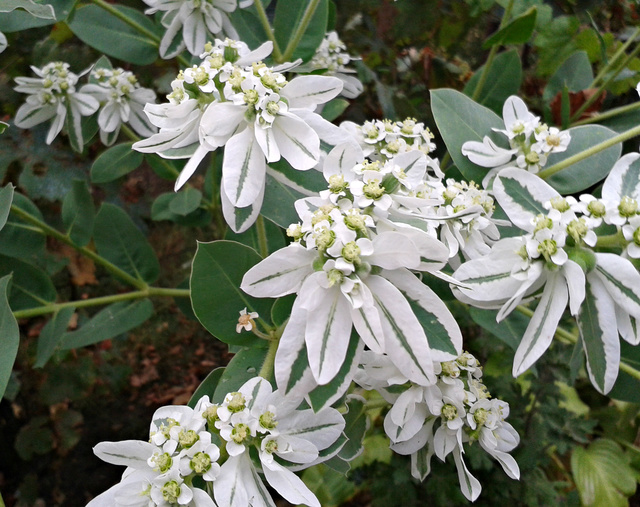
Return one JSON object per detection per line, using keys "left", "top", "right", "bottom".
{"left": 571, "top": 40, "right": 640, "bottom": 122}
{"left": 10, "top": 204, "right": 148, "bottom": 290}
{"left": 281, "top": 0, "right": 322, "bottom": 63}
{"left": 258, "top": 336, "right": 280, "bottom": 381}
{"left": 91, "top": 0, "right": 190, "bottom": 68}
{"left": 592, "top": 26, "right": 640, "bottom": 86}
{"left": 537, "top": 124, "right": 640, "bottom": 180}
{"left": 471, "top": 0, "right": 514, "bottom": 102}
{"left": 516, "top": 305, "right": 640, "bottom": 382}
{"left": 572, "top": 101, "right": 640, "bottom": 127}
{"left": 252, "top": 0, "right": 283, "bottom": 62}
{"left": 12, "top": 287, "right": 190, "bottom": 319}
{"left": 595, "top": 231, "right": 625, "bottom": 249}
{"left": 255, "top": 215, "right": 269, "bottom": 258}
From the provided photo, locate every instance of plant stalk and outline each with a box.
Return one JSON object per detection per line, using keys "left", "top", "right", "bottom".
{"left": 12, "top": 287, "right": 190, "bottom": 319}
{"left": 10, "top": 204, "right": 148, "bottom": 290}
{"left": 258, "top": 336, "right": 280, "bottom": 381}
{"left": 281, "top": 0, "right": 323, "bottom": 63}
{"left": 537, "top": 124, "right": 640, "bottom": 180}
{"left": 471, "top": 0, "right": 515, "bottom": 102}
{"left": 252, "top": 0, "right": 283, "bottom": 62}
{"left": 91, "top": 0, "right": 190, "bottom": 67}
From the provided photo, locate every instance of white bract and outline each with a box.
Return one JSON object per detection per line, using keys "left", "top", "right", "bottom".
{"left": 242, "top": 142, "right": 465, "bottom": 397}
{"left": 133, "top": 38, "right": 343, "bottom": 233}
{"left": 88, "top": 376, "right": 345, "bottom": 507}
{"left": 143, "top": 0, "right": 253, "bottom": 58}
{"left": 14, "top": 62, "right": 99, "bottom": 146}
{"left": 81, "top": 67, "right": 157, "bottom": 145}
{"left": 452, "top": 165, "right": 640, "bottom": 394}
{"left": 295, "top": 31, "right": 364, "bottom": 99}
{"left": 356, "top": 351, "right": 520, "bottom": 502}
{"left": 461, "top": 96, "right": 571, "bottom": 187}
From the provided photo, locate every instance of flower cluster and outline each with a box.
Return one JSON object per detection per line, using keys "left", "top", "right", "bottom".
{"left": 14, "top": 62, "right": 99, "bottom": 146}
{"left": 88, "top": 376, "right": 345, "bottom": 507}
{"left": 81, "top": 67, "right": 157, "bottom": 145}
{"left": 453, "top": 162, "right": 640, "bottom": 393}
{"left": 296, "top": 31, "right": 363, "bottom": 99}
{"left": 341, "top": 117, "right": 439, "bottom": 164}
{"left": 142, "top": 0, "right": 254, "bottom": 58}
{"left": 242, "top": 138, "right": 468, "bottom": 394}
{"left": 461, "top": 95, "right": 571, "bottom": 187}
{"left": 355, "top": 350, "right": 519, "bottom": 502}
{"left": 133, "top": 38, "right": 343, "bottom": 232}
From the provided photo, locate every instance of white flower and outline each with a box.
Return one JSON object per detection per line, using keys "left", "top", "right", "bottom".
{"left": 296, "top": 31, "right": 363, "bottom": 99}
{"left": 81, "top": 67, "right": 156, "bottom": 145}
{"left": 236, "top": 307, "right": 258, "bottom": 333}
{"left": 143, "top": 0, "right": 254, "bottom": 58}
{"left": 14, "top": 62, "right": 99, "bottom": 147}
{"left": 212, "top": 377, "right": 344, "bottom": 507}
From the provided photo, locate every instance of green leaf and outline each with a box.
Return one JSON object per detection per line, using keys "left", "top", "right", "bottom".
{"left": 224, "top": 216, "right": 286, "bottom": 255}
{"left": 571, "top": 439, "right": 637, "bottom": 507}
{"left": 463, "top": 49, "right": 522, "bottom": 115}
{"left": 188, "top": 367, "right": 225, "bottom": 408}
{"left": 35, "top": 307, "right": 76, "bottom": 368}
{"left": 543, "top": 51, "right": 593, "bottom": 104}
{"left": 62, "top": 179, "right": 94, "bottom": 247}
{"left": 68, "top": 4, "right": 161, "bottom": 65}
{"left": 190, "top": 241, "right": 274, "bottom": 345}
{"left": 228, "top": 8, "right": 269, "bottom": 50}
{"left": 14, "top": 416, "right": 55, "bottom": 460}
{"left": 93, "top": 203, "right": 160, "bottom": 284}
{"left": 212, "top": 345, "right": 269, "bottom": 403}
{"left": 483, "top": 6, "right": 537, "bottom": 49}
{"left": 544, "top": 125, "right": 621, "bottom": 194}
{"left": 0, "top": 0, "right": 55, "bottom": 18}
{"left": 430, "top": 88, "right": 506, "bottom": 183}
{"left": 0, "top": 255, "right": 57, "bottom": 311}
{"left": 0, "top": 275, "right": 19, "bottom": 400}
{"left": 150, "top": 192, "right": 212, "bottom": 226}
{"left": 273, "top": 0, "right": 328, "bottom": 61}
{"left": 0, "top": 184, "right": 14, "bottom": 233}
{"left": 61, "top": 300, "right": 153, "bottom": 349}
{"left": 534, "top": 16, "right": 580, "bottom": 77}
{"left": 0, "top": 0, "right": 74, "bottom": 31}
{"left": 302, "top": 464, "right": 356, "bottom": 507}
{"left": 90, "top": 143, "right": 144, "bottom": 183}
{"left": 0, "top": 193, "right": 46, "bottom": 261}
{"left": 609, "top": 340, "right": 640, "bottom": 403}
{"left": 169, "top": 188, "right": 203, "bottom": 216}
{"left": 336, "top": 395, "right": 368, "bottom": 463}
{"left": 262, "top": 165, "right": 321, "bottom": 229}
{"left": 469, "top": 307, "right": 526, "bottom": 351}
{"left": 321, "top": 99, "right": 349, "bottom": 122}
{"left": 308, "top": 331, "right": 361, "bottom": 412}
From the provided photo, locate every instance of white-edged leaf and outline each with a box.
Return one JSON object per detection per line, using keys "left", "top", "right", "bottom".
{"left": 241, "top": 243, "right": 315, "bottom": 298}
{"left": 367, "top": 275, "right": 435, "bottom": 385}
{"left": 384, "top": 269, "right": 462, "bottom": 360}
{"left": 262, "top": 462, "right": 320, "bottom": 507}
{"left": 93, "top": 440, "right": 155, "bottom": 468}
{"left": 602, "top": 152, "right": 640, "bottom": 202}
{"left": 493, "top": 167, "right": 560, "bottom": 231}
{"left": 579, "top": 274, "right": 620, "bottom": 394}
{"left": 305, "top": 287, "right": 352, "bottom": 385}
{"left": 282, "top": 75, "right": 343, "bottom": 110}
{"left": 593, "top": 253, "right": 640, "bottom": 320}
{"left": 223, "top": 126, "right": 266, "bottom": 208}
{"left": 513, "top": 273, "right": 568, "bottom": 376}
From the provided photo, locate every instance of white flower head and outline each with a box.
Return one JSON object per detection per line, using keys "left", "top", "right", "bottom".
{"left": 236, "top": 307, "right": 258, "bottom": 333}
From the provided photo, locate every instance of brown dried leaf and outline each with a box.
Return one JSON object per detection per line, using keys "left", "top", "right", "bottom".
{"left": 550, "top": 88, "right": 606, "bottom": 125}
